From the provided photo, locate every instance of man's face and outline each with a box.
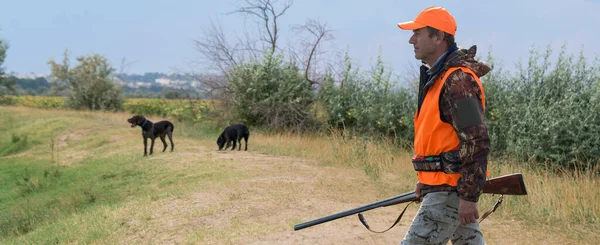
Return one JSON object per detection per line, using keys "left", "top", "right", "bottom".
{"left": 408, "top": 28, "right": 440, "bottom": 61}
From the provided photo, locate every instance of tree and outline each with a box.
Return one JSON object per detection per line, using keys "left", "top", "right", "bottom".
{"left": 192, "top": 1, "right": 335, "bottom": 102}
{"left": 48, "top": 49, "right": 124, "bottom": 111}
{"left": 229, "top": 0, "right": 293, "bottom": 55}
{"left": 291, "top": 18, "right": 335, "bottom": 86}
{"left": 0, "top": 37, "right": 16, "bottom": 95}
{"left": 192, "top": 0, "right": 335, "bottom": 97}
{"left": 188, "top": 0, "right": 352, "bottom": 133}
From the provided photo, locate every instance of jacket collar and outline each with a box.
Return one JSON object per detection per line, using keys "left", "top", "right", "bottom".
{"left": 426, "top": 42, "right": 458, "bottom": 78}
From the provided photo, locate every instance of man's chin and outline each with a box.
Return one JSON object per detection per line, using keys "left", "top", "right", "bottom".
{"left": 413, "top": 51, "right": 419, "bottom": 58}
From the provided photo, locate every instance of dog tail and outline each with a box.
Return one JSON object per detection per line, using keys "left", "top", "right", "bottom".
{"left": 169, "top": 122, "right": 175, "bottom": 132}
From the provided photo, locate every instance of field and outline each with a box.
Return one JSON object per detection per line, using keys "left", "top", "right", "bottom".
{"left": 0, "top": 104, "right": 598, "bottom": 244}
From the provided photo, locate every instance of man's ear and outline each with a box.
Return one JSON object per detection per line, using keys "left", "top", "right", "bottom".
{"left": 435, "top": 32, "right": 445, "bottom": 45}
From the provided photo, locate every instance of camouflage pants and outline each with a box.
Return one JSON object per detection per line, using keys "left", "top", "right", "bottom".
{"left": 400, "top": 192, "right": 485, "bottom": 245}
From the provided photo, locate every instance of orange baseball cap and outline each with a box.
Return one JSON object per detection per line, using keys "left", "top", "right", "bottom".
{"left": 397, "top": 6, "right": 457, "bottom": 36}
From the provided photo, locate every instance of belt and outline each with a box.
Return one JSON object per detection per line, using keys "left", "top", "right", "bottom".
{"left": 412, "top": 150, "right": 461, "bottom": 174}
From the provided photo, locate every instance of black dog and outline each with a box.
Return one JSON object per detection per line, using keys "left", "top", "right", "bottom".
{"left": 217, "top": 124, "right": 249, "bottom": 151}
{"left": 127, "top": 115, "right": 175, "bottom": 156}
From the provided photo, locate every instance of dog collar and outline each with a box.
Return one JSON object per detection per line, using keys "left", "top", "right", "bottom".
{"left": 141, "top": 119, "right": 148, "bottom": 127}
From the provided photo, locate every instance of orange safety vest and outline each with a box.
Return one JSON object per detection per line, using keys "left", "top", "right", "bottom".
{"left": 413, "top": 66, "right": 486, "bottom": 186}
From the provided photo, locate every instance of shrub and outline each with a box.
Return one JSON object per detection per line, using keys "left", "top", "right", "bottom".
{"left": 227, "top": 51, "right": 317, "bottom": 132}
{"left": 319, "top": 51, "right": 416, "bottom": 145}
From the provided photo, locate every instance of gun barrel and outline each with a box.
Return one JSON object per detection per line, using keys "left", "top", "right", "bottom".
{"left": 293, "top": 191, "right": 417, "bottom": 231}
{"left": 293, "top": 173, "right": 528, "bottom": 231}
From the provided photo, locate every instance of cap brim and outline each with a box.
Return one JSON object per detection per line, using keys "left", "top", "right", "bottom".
{"left": 397, "top": 21, "right": 426, "bottom": 30}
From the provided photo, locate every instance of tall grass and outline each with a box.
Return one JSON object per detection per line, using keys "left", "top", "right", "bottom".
{"left": 250, "top": 127, "right": 414, "bottom": 181}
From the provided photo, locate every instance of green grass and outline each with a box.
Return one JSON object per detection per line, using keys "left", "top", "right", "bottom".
{"left": 0, "top": 106, "right": 243, "bottom": 244}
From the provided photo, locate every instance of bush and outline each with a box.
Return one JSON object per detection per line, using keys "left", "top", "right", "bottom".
{"left": 319, "top": 51, "right": 416, "bottom": 145}
{"left": 227, "top": 51, "right": 317, "bottom": 131}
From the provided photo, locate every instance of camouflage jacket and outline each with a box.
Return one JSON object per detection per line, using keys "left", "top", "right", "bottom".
{"left": 417, "top": 45, "right": 491, "bottom": 203}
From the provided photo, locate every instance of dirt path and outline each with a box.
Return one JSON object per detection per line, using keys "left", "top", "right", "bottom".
{"left": 102, "top": 142, "right": 410, "bottom": 244}
{"left": 210, "top": 151, "right": 409, "bottom": 245}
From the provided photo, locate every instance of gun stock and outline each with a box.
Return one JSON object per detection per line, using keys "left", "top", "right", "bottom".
{"left": 482, "top": 173, "right": 528, "bottom": 195}
{"left": 294, "top": 173, "right": 527, "bottom": 231}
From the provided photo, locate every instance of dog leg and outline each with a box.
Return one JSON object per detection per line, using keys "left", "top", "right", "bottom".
{"left": 150, "top": 137, "right": 156, "bottom": 155}
{"left": 160, "top": 135, "right": 167, "bottom": 152}
{"left": 236, "top": 132, "right": 243, "bottom": 151}
{"left": 231, "top": 139, "right": 237, "bottom": 150}
{"left": 143, "top": 137, "right": 148, "bottom": 156}
{"left": 167, "top": 130, "right": 174, "bottom": 152}
{"left": 244, "top": 136, "right": 248, "bottom": 151}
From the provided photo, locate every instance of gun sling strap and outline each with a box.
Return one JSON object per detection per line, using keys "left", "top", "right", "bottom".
{"left": 357, "top": 194, "right": 503, "bottom": 233}
{"left": 479, "top": 194, "right": 503, "bottom": 223}
{"left": 357, "top": 201, "right": 415, "bottom": 233}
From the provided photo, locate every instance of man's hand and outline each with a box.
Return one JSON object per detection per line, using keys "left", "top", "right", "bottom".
{"left": 415, "top": 182, "right": 424, "bottom": 202}
{"left": 459, "top": 198, "right": 479, "bottom": 225}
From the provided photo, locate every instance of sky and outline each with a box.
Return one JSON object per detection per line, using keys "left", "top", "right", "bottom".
{"left": 1, "top": 0, "right": 599, "bottom": 77}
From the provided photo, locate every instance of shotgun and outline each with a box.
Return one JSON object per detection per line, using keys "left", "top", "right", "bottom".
{"left": 294, "top": 173, "right": 527, "bottom": 232}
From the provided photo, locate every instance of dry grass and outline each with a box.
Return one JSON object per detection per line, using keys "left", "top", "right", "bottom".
{"left": 490, "top": 160, "right": 600, "bottom": 240}
{"left": 250, "top": 128, "right": 415, "bottom": 181}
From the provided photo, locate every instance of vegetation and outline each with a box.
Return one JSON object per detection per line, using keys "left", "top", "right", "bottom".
{"left": 123, "top": 98, "right": 215, "bottom": 122}
{"left": 48, "top": 49, "right": 124, "bottom": 111}
{"left": 0, "top": 37, "right": 16, "bottom": 95}
{"left": 228, "top": 51, "right": 318, "bottom": 132}
{"left": 319, "top": 51, "right": 417, "bottom": 146}
{"left": 482, "top": 45, "right": 600, "bottom": 168}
